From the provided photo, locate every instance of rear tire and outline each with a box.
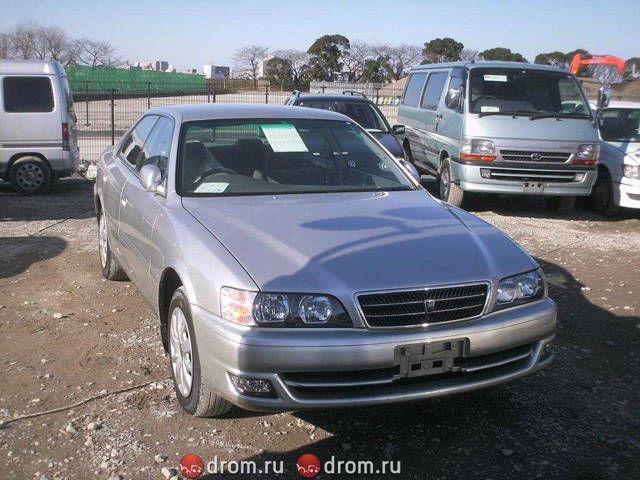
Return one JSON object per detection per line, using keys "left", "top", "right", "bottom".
{"left": 439, "top": 159, "right": 465, "bottom": 207}
{"left": 546, "top": 196, "right": 576, "bottom": 214}
{"left": 9, "top": 156, "right": 52, "bottom": 195}
{"left": 590, "top": 169, "right": 620, "bottom": 217}
{"left": 98, "top": 210, "right": 128, "bottom": 281}
{"left": 168, "top": 287, "right": 233, "bottom": 418}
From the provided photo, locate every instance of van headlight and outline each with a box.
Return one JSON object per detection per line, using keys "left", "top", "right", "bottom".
{"left": 495, "top": 269, "right": 546, "bottom": 310}
{"left": 623, "top": 164, "right": 640, "bottom": 179}
{"left": 460, "top": 138, "right": 496, "bottom": 161}
{"left": 574, "top": 143, "right": 599, "bottom": 165}
{"left": 220, "top": 287, "right": 352, "bottom": 327}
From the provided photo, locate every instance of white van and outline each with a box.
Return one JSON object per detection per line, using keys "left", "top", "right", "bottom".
{"left": 0, "top": 59, "right": 79, "bottom": 194}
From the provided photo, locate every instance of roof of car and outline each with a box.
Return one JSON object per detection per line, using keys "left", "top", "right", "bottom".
{"left": 150, "top": 103, "right": 353, "bottom": 122}
{"left": 411, "top": 61, "right": 571, "bottom": 74}
{"left": 0, "top": 59, "right": 63, "bottom": 75}
{"left": 292, "top": 93, "right": 373, "bottom": 103}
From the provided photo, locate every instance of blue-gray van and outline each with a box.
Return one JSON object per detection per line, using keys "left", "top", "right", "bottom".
{"left": 394, "top": 61, "right": 599, "bottom": 210}
{"left": 0, "top": 59, "right": 79, "bottom": 194}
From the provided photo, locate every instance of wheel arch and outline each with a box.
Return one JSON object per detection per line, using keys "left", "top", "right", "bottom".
{"left": 8, "top": 152, "right": 51, "bottom": 174}
{"left": 158, "top": 267, "right": 184, "bottom": 352}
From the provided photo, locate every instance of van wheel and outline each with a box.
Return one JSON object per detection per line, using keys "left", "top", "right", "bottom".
{"left": 9, "top": 156, "right": 52, "bottom": 194}
{"left": 169, "top": 287, "right": 233, "bottom": 418}
{"left": 590, "top": 169, "right": 620, "bottom": 217}
{"left": 439, "top": 159, "right": 465, "bottom": 207}
{"left": 546, "top": 196, "right": 576, "bottom": 214}
{"left": 98, "top": 210, "right": 128, "bottom": 281}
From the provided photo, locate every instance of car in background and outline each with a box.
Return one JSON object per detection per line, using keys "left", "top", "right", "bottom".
{"left": 95, "top": 103, "right": 556, "bottom": 417}
{"left": 285, "top": 90, "right": 405, "bottom": 159}
{"left": 0, "top": 59, "right": 79, "bottom": 194}
{"left": 395, "top": 61, "right": 600, "bottom": 211}
{"left": 590, "top": 100, "right": 640, "bottom": 215}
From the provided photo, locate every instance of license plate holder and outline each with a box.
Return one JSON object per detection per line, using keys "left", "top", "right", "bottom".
{"left": 394, "top": 339, "right": 467, "bottom": 378}
{"left": 522, "top": 181, "right": 545, "bottom": 193}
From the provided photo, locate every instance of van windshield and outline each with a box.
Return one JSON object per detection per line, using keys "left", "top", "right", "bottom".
{"left": 469, "top": 68, "right": 590, "bottom": 118}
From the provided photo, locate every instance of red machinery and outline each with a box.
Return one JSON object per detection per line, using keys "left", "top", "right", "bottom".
{"left": 570, "top": 53, "right": 626, "bottom": 76}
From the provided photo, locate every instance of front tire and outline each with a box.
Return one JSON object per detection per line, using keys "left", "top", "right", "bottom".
{"left": 168, "top": 287, "right": 232, "bottom": 417}
{"left": 98, "top": 210, "right": 128, "bottom": 281}
{"left": 439, "top": 159, "right": 465, "bottom": 207}
{"left": 9, "top": 156, "right": 52, "bottom": 194}
{"left": 590, "top": 169, "right": 620, "bottom": 217}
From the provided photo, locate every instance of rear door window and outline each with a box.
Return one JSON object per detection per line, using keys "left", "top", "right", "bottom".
{"left": 3, "top": 76, "right": 54, "bottom": 112}
{"left": 120, "top": 115, "right": 159, "bottom": 168}
{"left": 420, "top": 72, "right": 448, "bottom": 110}
{"left": 402, "top": 73, "right": 427, "bottom": 107}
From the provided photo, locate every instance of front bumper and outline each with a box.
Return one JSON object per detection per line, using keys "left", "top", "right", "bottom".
{"left": 191, "top": 297, "right": 557, "bottom": 411}
{"left": 452, "top": 162, "right": 597, "bottom": 196}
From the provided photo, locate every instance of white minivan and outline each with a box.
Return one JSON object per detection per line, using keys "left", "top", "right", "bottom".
{"left": 0, "top": 59, "right": 79, "bottom": 194}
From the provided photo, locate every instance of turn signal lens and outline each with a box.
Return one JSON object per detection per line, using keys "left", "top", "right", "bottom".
{"left": 220, "top": 287, "right": 257, "bottom": 326}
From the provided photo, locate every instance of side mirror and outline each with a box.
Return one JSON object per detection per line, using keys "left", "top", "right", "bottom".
{"left": 597, "top": 86, "right": 611, "bottom": 109}
{"left": 445, "top": 86, "right": 463, "bottom": 111}
{"left": 399, "top": 159, "right": 421, "bottom": 184}
{"left": 139, "top": 164, "right": 164, "bottom": 194}
{"left": 392, "top": 124, "right": 405, "bottom": 136}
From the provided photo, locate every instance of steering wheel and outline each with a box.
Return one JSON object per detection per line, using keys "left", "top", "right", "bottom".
{"left": 193, "top": 167, "right": 236, "bottom": 185}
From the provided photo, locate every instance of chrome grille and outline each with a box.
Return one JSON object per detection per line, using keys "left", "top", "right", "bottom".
{"left": 357, "top": 283, "right": 488, "bottom": 328}
{"left": 487, "top": 168, "right": 578, "bottom": 183}
{"left": 500, "top": 150, "right": 571, "bottom": 163}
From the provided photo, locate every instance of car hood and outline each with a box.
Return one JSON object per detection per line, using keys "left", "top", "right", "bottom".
{"left": 371, "top": 132, "right": 404, "bottom": 157}
{"left": 182, "top": 191, "right": 536, "bottom": 293}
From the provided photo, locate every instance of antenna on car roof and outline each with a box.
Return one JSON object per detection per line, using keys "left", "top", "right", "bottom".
{"left": 342, "top": 90, "right": 368, "bottom": 99}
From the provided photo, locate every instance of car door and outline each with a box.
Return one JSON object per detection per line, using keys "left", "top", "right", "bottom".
{"left": 119, "top": 115, "right": 174, "bottom": 302}
{"left": 419, "top": 70, "right": 449, "bottom": 169}
{"left": 113, "top": 115, "right": 159, "bottom": 275}
{"left": 399, "top": 72, "right": 428, "bottom": 165}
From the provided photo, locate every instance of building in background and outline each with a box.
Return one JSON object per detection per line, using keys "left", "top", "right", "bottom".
{"left": 203, "top": 64, "right": 231, "bottom": 79}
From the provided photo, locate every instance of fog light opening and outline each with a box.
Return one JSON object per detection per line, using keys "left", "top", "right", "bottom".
{"left": 574, "top": 172, "right": 586, "bottom": 181}
{"left": 539, "top": 341, "right": 554, "bottom": 362}
{"left": 228, "top": 373, "right": 276, "bottom": 398}
{"left": 480, "top": 168, "right": 491, "bottom": 179}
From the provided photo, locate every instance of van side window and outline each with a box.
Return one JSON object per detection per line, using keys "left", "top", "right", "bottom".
{"left": 136, "top": 116, "right": 174, "bottom": 176}
{"left": 402, "top": 73, "right": 427, "bottom": 107}
{"left": 3, "top": 77, "right": 54, "bottom": 113}
{"left": 120, "top": 115, "right": 158, "bottom": 167}
{"left": 421, "top": 72, "right": 448, "bottom": 110}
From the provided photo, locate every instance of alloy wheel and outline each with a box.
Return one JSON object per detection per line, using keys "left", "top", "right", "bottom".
{"left": 170, "top": 306, "right": 194, "bottom": 397}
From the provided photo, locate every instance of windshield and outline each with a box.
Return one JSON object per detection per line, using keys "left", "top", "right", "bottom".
{"left": 469, "top": 68, "right": 590, "bottom": 117}
{"left": 298, "top": 100, "right": 388, "bottom": 131}
{"left": 599, "top": 108, "right": 640, "bottom": 142}
{"left": 178, "top": 119, "right": 413, "bottom": 196}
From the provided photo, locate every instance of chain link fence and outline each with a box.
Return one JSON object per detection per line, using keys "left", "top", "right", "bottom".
{"left": 73, "top": 81, "right": 402, "bottom": 164}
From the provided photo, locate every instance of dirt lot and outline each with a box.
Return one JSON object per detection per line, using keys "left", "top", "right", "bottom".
{"left": 1, "top": 177, "right": 639, "bottom": 480}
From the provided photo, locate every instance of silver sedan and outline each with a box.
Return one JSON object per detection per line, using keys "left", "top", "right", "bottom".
{"left": 94, "top": 104, "right": 556, "bottom": 417}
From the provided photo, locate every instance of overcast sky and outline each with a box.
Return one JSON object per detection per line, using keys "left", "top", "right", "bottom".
{"left": 1, "top": 0, "right": 638, "bottom": 70}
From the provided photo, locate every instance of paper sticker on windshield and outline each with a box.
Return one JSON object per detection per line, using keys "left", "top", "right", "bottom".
{"left": 480, "top": 106, "right": 500, "bottom": 112}
{"left": 483, "top": 74, "right": 508, "bottom": 82}
{"left": 261, "top": 124, "right": 308, "bottom": 152}
{"left": 194, "top": 182, "right": 229, "bottom": 193}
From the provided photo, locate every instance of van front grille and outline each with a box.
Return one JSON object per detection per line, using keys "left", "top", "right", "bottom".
{"left": 500, "top": 150, "right": 572, "bottom": 163}
{"left": 487, "top": 168, "right": 578, "bottom": 183}
{"left": 357, "top": 283, "right": 488, "bottom": 328}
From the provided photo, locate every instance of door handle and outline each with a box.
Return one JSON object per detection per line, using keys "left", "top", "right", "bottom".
{"left": 436, "top": 113, "right": 443, "bottom": 120}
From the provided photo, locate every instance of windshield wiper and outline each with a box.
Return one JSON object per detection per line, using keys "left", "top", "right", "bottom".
{"left": 477, "top": 110, "right": 535, "bottom": 118}
{"left": 530, "top": 112, "right": 591, "bottom": 121}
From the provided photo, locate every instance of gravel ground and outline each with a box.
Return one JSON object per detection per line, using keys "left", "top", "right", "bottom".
{"left": 0, "top": 177, "right": 639, "bottom": 480}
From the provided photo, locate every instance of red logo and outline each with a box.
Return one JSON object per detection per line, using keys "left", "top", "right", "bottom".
{"left": 296, "top": 453, "right": 321, "bottom": 478}
{"left": 179, "top": 453, "right": 205, "bottom": 478}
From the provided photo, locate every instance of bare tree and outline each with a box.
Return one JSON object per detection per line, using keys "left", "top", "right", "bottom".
{"left": 460, "top": 48, "right": 480, "bottom": 61}
{"left": 273, "top": 49, "right": 309, "bottom": 87}
{"left": 233, "top": 45, "right": 270, "bottom": 87}
{"left": 0, "top": 33, "right": 11, "bottom": 59}
{"left": 343, "top": 40, "right": 373, "bottom": 81}
{"left": 41, "top": 26, "right": 73, "bottom": 63}
{"left": 73, "top": 38, "right": 120, "bottom": 66}
{"left": 11, "top": 22, "right": 38, "bottom": 59}
{"left": 382, "top": 44, "right": 422, "bottom": 80}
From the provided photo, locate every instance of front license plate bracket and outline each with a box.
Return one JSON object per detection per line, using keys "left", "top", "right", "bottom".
{"left": 395, "top": 339, "right": 467, "bottom": 378}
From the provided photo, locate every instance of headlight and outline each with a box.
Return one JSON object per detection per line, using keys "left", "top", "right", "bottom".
{"left": 574, "top": 143, "right": 599, "bottom": 165}
{"left": 220, "top": 287, "right": 351, "bottom": 327}
{"left": 495, "top": 269, "right": 546, "bottom": 310}
{"left": 623, "top": 164, "right": 640, "bottom": 179}
{"left": 460, "top": 138, "right": 496, "bottom": 161}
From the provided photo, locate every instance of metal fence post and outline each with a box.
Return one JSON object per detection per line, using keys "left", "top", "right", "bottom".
{"left": 212, "top": 89, "right": 216, "bottom": 103}
{"left": 85, "top": 81, "right": 90, "bottom": 126}
{"left": 265, "top": 86, "right": 269, "bottom": 104}
{"left": 207, "top": 84, "right": 211, "bottom": 103}
{"left": 147, "top": 82, "right": 151, "bottom": 109}
{"left": 110, "top": 89, "right": 116, "bottom": 146}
